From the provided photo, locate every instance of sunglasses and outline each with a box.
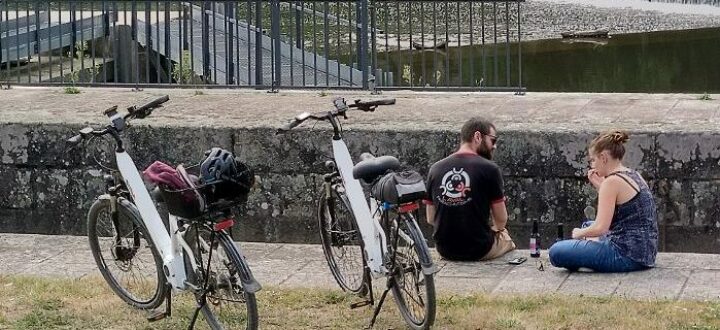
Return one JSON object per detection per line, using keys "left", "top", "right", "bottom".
{"left": 484, "top": 133, "right": 498, "bottom": 145}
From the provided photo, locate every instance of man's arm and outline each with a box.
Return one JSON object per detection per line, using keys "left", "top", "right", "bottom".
{"left": 425, "top": 203, "right": 436, "bottom": 226}
{"left": 490, "top": 200, "right": 508, "bottom": 231}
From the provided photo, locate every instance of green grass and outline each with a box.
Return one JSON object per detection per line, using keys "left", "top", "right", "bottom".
{"left": 2, "top": 275, "right": 720, "bottom": 329}
{"left": 699, "top": 93, "right": 714, "bottom": 101}
{"left": 63, "top": 87, "right": 81, "bottom": 94}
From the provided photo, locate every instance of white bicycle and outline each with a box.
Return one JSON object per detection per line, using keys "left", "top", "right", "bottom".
{"left": 277, "top": 97, "right": 436, "bottom": 329}
{"left": 67, "top": 96, "right": 260, "bottom": 329}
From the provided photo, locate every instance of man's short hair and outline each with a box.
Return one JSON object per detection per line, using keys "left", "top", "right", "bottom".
{"left": 460, "top": 117, "right": 496, "bottom": 143}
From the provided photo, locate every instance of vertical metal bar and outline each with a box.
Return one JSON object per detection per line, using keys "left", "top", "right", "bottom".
{"left": 145, "top": 1, "right": 151, "bottom": 83}
{"left": 14, "top": 1, "right": 19, "bottom": 82}
{"left": 408, "top": 2, "right": 414, "bottom": 87}
{"left": 324, "top": 1, "right": 329, "bottom": 87}
{"left": 432, "top": 1, "right": 436, "bottom": 88}
{"left": 369, "top": 0, "right": 376, "bottom": 86}
{"left": 211, "top": 1, "right": 217, "bottom": 84}
{"left": 90, "top": 0, "right": 96, "bottom": 83}
{"left": 493, "top": 2, "right": 498, "bottom": 86}
{"left": 0, "top": 1, "right": 3, "bottom": 79}
{"left": 203, "top": 0, "right": 210, "bottom": 83}
{"left": 183, "top": 2, "right": 189, "bottom": 51}
{"left": 395, "top": 1, "right": 399, "bottom": 86}
{"left": 505, "top": 1, "right": 510, "bottom": 87}
{"left": 300, "top": 0, "right": 306, "bottom": 86}
{"left": 226, "top": 1, "right": 233, "bottom": 85}
{"left": 469, "top": 1, "right": 474, "bottom": 87}
{"left": 50, "top": 1, "right": 56, "bottom": 81}
{"left": 246, "top": 0, "right": 252, "bottom": 85}
{"left": 517, "top": 1, "right": 522, "bottom": 91}
{"left": 255, "top": 0, "right": 262, "bottom": 86}
{"left": 26, "top": 2, "right": 31, "bottom": 82}
{"left": 348, "top": 2, "right": 353, "bottom": 86}
{"left": 457, "top": 2, "right": 462, "bottom": 86}
{"left": 295, "top": 0, "right": 302, "bottom": 49}
{"left": 178, "top": 2, "right": 183, "bottom": 84}
{"left": 235, "top": 1, "right": 240, "bottom": 85}
{"left": 71, "top": 1, "right": 77, "bottom": 78}
{"left": 101, "top": 0, "right": 107, "bottom": 83}
{"left": 165, "top": 2, "right": 171, "bottom": 84}
{"left": 444, "top": 1, "right": 449, "bottom": 87}
{"left": 155, "top": 1, "right": 161, "bottom": 83}
{"left": 312, "top": 1, "right": 317, "bottom": 86}
{"left": 384, "top": 2, "right": 389, "bottom": 86}
{"left": 335, "top": 1, "right": 340, "bottom": 86}
{"left": 420, "top": 2, "right": 425, "bottom": 88}
{"left": 288, "top": 1, "right": 295, "bottom": 86}
{"left": 273, "top": 0, "right": 281, "bottom": 87}
{"left": 336, "top": 1, "right": 341, "bottom": 86}
{"left": 191, "top": 1, "right": 196, "bottom": 85}
{"left": 35, "top": 0, "right": 42, "bottom": 83}
{"left": 113, "top": 2, "right": 118, "bottom": 83}
{"left": 481, "top": 1, "right": 485, "bottom": 84}
{"left": 132, "top": 1, "right": 138, "bottom": 85}
{"left": 80, "top": 2, "right": 84, "bottom": 75}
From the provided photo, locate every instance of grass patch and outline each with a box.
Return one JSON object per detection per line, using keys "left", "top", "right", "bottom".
{"left": 63, "top": 87, "right": 81, "bottom": 94}
{"left": 699, "top": 93, "right": 714, "bottom": 101}
{"left": 2, "top": 275, "right": 720, "bottom": 329}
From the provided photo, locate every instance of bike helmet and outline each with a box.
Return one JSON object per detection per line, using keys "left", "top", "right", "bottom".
{"left": 200, "top": 147, "right": 255, "bottom": 204}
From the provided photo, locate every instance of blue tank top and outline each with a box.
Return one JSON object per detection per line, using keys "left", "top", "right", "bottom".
{"left": 606, "top": 171, "right": 659, "bottom": 267}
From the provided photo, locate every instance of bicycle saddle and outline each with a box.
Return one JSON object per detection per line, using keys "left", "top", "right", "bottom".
{"left": 352, "top": 153, "right": 401, "bottom": 184}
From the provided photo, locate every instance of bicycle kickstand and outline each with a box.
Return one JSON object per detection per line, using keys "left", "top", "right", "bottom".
{"left": 366, "top": 277, "right": 395, "bottom": 329}
{"left": 187, "top": 293, "right": 207, "bottom": 330}
{"left": 147, "top": 284, "right": 172, "bottom": 322}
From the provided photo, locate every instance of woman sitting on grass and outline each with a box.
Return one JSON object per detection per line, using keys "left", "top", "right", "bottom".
{"left": 549, "top": 130, "right": 658, "bottom": 273}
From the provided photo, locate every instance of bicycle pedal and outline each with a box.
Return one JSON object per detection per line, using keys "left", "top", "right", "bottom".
{"left": 350, "top": 300, "right": 372, "bottom": 309}
{"left": 146, "top": 309, "right": 167, "bottom": 322}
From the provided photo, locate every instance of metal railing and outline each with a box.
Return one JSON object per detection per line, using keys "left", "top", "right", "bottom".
{"left": 0, "top": 1, "right": 525, "bottom": 92}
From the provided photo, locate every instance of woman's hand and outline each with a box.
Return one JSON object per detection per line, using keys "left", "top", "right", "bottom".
{"left": 587, "top": 169, "right": 604, "bottom": 190}
{"left": 571, "top": 228, "right": 585, "bottom": 239}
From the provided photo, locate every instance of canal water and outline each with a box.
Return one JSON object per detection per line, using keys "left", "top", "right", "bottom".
{"left": 380, "top": 27, "right": 720, "bottom": 93}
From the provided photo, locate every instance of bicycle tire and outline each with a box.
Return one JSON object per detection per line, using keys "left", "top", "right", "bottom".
{"left": 318, "top": 184, "right": 369, "bottom": 294}
{"left": 87, "top": 196, "right": 168, "bottom": 309}
{"left": 184, "top": 224, "right": 259, "bottom": 330}
{"left": 390, "top": 213, "right": 436, "bottom": 330}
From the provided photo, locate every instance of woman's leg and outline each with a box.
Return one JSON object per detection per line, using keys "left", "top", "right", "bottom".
{"left": 549, "top": 239, "right": 647, "bottom": 273}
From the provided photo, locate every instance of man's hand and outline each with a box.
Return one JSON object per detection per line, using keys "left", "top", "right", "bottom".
{"left": 571, "top": 228, "right": 584, "bottom": 239}
{"left": 587, "top": 169, "right": 604, "bottom": 190}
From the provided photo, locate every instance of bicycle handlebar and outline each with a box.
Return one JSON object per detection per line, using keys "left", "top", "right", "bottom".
{"left": 66, "top": 96, "right": 170, "bottom": 145}
{"left": 127, "top": 95, "right": 170, "bottom": 119}
{"left": 276, "top": 97, "right": 395, "bottom": 134}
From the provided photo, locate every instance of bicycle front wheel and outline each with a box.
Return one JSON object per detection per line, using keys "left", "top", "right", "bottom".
{"left": 87, "top": 196, "right": 168, "bottom": 309}
{"left": 318, "top": 184, "right": 368, "bottom": 294}
{"left": 390, "top": 213, "right": 436, "bottom": 330}
{"left": 185, "top": 224, "right": 259, "bottom": 330}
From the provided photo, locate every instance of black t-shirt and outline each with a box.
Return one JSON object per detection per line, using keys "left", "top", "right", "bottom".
{"left": 425, "top": 152, "right": 505, "bottom": 261}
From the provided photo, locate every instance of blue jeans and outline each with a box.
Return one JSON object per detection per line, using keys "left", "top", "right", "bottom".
{"left": 549, "top": 238, "right": 648, "bottom": 273}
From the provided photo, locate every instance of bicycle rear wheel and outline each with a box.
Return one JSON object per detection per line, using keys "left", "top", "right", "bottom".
{"left": 390, "top": 213, "right": 436, "bottom": 330}
{"left": 318, "top": 184, "right": 368, "bottom": 294}
{"left": 87, "top": 196, "right": 168, "bottom": 309}
{"left": 185, "top": 224, "right": 259, "bottom": 330}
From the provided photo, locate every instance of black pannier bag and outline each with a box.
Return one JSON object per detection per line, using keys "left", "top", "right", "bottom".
{"left": 371, "top": 170, "right": 426, "bottom": 204}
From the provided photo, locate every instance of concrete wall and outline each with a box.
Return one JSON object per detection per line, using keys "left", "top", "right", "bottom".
{"left": 2, "top": 122, "right": 720, "bottom": 253}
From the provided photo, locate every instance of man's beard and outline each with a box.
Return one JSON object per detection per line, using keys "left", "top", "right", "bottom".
{"left": 476, "top": 144, "right": 493, "bottom": 160}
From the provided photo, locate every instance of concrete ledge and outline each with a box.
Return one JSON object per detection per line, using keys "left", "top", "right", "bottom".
{"left": 2, "top": 233, "right": 720, "bottom": 301}
{"left": 1, "top": 88, "right": 720, "bottom": 252}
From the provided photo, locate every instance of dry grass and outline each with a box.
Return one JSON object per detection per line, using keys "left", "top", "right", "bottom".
{"left": 1, "top": 275, "right": 720, "bottom": 329}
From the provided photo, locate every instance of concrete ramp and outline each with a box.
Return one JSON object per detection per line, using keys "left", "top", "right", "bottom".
{"left": 135, "top": 5, "right": 369, "bottom": 87}
{"left": 0, "top": 11, "right": 110, "bottom": 65}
